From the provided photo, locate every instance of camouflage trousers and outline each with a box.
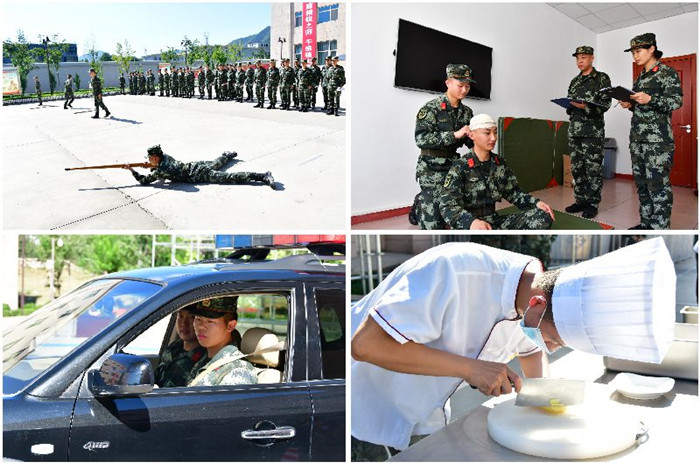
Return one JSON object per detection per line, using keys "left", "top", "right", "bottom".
{"left": 267, "top": 84, "right": 278, "bottom": 104}
{"left": 322, "top": 86, "right": 329, "bottom": 107}
{"left": 415, "top": 155, "right": 455, "bottom": 229}
{"left": 280, "top": 85, "right": 292, "bottom": 107}
{"left": 311, "top": 85, "right": 318, "bottom": 107}
{"left": 236, "top": 83, "right": 244, "bottom": 100}
{"left": 246, "top": 83, "right": 254, "bottom": 99}
{"left": 299, "top": 85, "right": 311, "bottom": 107}
{"left": 189, "top": 154, "right": 265, "bottom": 184}
{"left": 482, "top": 208, "right": 553, "bottom": 230}
{"left": 293, "top": 86, "right": 299, "bottom": 106}
{"left": 569, "top": 137, "right": 605, "bottom": 207}
{"left": 198, "top": 82, "right": 205, "bottom": 98}
{"left": 206, "top": 84, "right": 212, "bottom": 99}
{"left": 630, "top": 141, "right": 674, "bottom": 229}
{"left": 327, "top": 85, "right": 341, "bottom": 109}
{"left": 93, "top": 95, "right": 109, "bottom": 116}
{"left": 255, "top": 84, "right": 265, "bottom": 104}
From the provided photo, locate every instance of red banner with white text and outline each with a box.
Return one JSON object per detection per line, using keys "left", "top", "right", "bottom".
{"left": 302, "top": 3, "right": 317, "bottom": 61}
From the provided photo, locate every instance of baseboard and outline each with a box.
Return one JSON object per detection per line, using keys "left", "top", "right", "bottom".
{"left": 614, "top": 173, "right": 635, "bottom": 181}
{"left": 352, "top": 206, "right": 411, "bottom": 225}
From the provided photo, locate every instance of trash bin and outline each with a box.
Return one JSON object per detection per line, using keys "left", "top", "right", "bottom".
{"left": 603, "top": 138, "right": 617, "bottom": 179}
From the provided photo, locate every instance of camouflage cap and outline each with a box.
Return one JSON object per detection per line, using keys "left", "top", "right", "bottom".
{"left": 190, "top": 297, "right": 239, "bottom": 319}
{"left": 572, "top": 45, "right": 594, "bottom": 56}
{"left": 624, "top": 33, "right": 656, "bottom": 52}
{"left": 446, "top": 64, "right": 476, "bottom": 83}
{"left": 331, "top": 56, "right": 339, "bottom": 61}
{"left": 146, "top": 145, "right": 163, "bottom": 157}
{"left": 256, "top": 60, "right": 262, "bottom": 64}
{"left": 312, "top": 57, "right": 317, "bottom": 62}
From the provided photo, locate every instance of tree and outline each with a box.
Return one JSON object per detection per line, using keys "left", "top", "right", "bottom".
{"left": 180, "top": 35, "right": 200, "bottom": 67}
{"left": 226, "top": 43, "right": 244, "bottom": 64}
{"left": 195, "top": 33, "right": 213, "bottom": 67}
{"left": 211, "top": 45, "right": 227, "bottom": 66}
{"left": 251, "top": 48, "right": 269, "bottom": 60}
{"left": 74, "top": 73, "right": 81, "bottom": 90}
{"left": 99, "top": 52, "right": 113, "bottom": 61}
{"left": 31, "top": 34, "right": 69, "bottom": 94}
{"left": 3, "top": 30, "right": 36, "bottom": 94}
{"left": 160, "top": 47, "right": 180, "bottom": 67}
{"left": 84, "top": 35, "right": 103, "bottom": 80}
{"left": 114, "top": 40, "right": 135, "bottom": 75}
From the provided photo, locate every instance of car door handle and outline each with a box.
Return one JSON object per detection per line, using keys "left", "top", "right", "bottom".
{"left": 680, "top": 124, "right": 691, "bottom": 133}
{"left": 241, "top": 426, "right": 296, "bottom": 440}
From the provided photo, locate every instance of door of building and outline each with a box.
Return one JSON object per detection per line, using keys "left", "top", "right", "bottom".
{"left": 633, "top": 54, "right": 697, "bottom": 188}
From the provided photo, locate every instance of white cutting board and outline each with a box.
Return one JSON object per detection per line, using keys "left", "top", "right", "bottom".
{"left": 487, "top": 390, "right": 643, "bottom": 460}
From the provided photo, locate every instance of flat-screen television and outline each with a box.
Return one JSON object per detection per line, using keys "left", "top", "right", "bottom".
{"left": 394, "top": 19, "right": 492, "bottom": 100}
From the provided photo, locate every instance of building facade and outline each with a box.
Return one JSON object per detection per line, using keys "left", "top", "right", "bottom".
{"left": 270, "top": 2, "right": 346, "bottom": 64}
{"left": 3, "top": 43, "right": 78, "bottom": 65}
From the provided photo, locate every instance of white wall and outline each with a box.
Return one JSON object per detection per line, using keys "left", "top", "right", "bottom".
{"left": 596, "top": 11, "right": 698, "bottom": 175}
{"left": 351, "top": 2, "right": 596, "bottom": 216}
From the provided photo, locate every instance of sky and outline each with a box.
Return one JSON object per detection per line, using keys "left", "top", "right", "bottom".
{"left": 2, "top": 1, "right": 271, "bottom": 57}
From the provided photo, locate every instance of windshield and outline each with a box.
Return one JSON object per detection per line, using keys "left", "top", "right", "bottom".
{"left": 3, "top": 279, "right": 161, "bottom": 395}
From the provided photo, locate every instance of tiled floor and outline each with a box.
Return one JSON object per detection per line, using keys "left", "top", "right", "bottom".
{"left": 353, "top": 178, "right": 698, "bottom": 230}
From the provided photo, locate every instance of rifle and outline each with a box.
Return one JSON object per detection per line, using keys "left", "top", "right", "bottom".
{"left": 65, "top": 162, "right": 152, "bottom": 171}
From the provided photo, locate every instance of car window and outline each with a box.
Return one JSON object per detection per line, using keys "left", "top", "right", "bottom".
{"left": 129, "top": 293, "right": 290, "bottom": 389}
{"left": 314, "top": 288, "right": 345, "bottom": 379}
{"left": 3, "top": 279, "right": 161, "bottom": 395}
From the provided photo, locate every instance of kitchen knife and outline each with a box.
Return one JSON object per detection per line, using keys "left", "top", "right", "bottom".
{"left": 515, "top": 378, "right": 586, "bottom": 407}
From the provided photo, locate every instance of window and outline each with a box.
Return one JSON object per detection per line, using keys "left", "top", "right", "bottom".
{"left": 314, "top": 288, "right": 344, "bottom": 379}
{"left": 317, "top": 4, "right": 339, "bottom": 24}
{"left": 294, "top": 44, "right": 302, "bottom": 62}
{"left": 122, "top": 293, "right": 290, "bottom": 388}
{"left": 317, "top": 40, "right": 338, "bottom": 64}
{"left": 294, "top": 11, "right": 302, "bottom": 28}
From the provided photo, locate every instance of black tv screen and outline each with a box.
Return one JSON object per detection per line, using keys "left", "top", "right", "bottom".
{"left": 394, "top": 19, "right": 492, "bottom": 100}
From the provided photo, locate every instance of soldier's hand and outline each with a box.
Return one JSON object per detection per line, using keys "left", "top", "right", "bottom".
{"left": 470, "top": 219, "right": 492, "bottom": 230}
{"left": 630, "top": 92, "right": 651, "bottom": 105}
{"left": 619, "top": 100, "right": 632, "bottom": 109}
{"left": 123, "top": 164, "right": 134, "bottom": 171}
{"left": 570, "top": 100, "right": 587, "bottom": 110}
{"left": 455, "top": 125, "right": 471, "bottom": 140}
{"left": 537, "top": 201, "right": 555, "bottom": 221}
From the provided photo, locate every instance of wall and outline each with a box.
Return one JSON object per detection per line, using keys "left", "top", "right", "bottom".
{"left": 351, "top": 2, "right": 596, "bottom": 216}
{"left": 596, "top": 11, "right": 697, "bottom": 175}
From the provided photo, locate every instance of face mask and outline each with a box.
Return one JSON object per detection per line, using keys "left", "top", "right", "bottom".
{"left": 520, "top": 298, "right": 552, "bottom": 354}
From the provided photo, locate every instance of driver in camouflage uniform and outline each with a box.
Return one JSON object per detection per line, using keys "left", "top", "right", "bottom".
{"left": 619, "top": 33, "right": 683, "bottom": 230}
{"left": 413, "top": 63, "right": 474, "bottom": 229}
{"left": 565, "top": 46, "right": 611, "bottom": 219}
{"left": 123, "top": 145, "right": 276, "bottom": 189}
{"left": 187, "top": 297, "right": 258, "bottom": 387}
{"left": 154, "top": 306, "right": 207, "bottom": 387}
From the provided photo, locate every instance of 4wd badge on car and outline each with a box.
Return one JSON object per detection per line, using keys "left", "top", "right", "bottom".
{"left": 83, "top": 441, "right": 110, "bottom": 451}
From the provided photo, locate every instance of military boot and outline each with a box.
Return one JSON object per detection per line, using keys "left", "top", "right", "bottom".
{"left": 334, "top": 107, "right": 339, "bottom": 116}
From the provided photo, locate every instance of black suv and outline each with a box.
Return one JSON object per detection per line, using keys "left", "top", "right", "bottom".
{"left": 3, "top": 248, "right": 345, "bottom": 461}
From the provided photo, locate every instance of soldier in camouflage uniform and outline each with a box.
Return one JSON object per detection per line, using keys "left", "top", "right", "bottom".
{"left": 291, "top": 59, "right": 300, "bottom": 108}
{"left": 140, "top": 71, "right": 147, "bottom": 95}
{"left": 254, "top": 60, "right": 267, "bottom": 107}
{"left": 197, "top": 66, "right": 205, "bottom": 99}
{"left": 245, "top": 61, "right": 255, "bottom": 101}
{"left": 217, "top": 65, "right": 226, "bottom": 100}
{"left": 34, "top": 76, "right": 42, "bottom": 106}
{"left": 119, "top": 73, "right": 126, "bottom": 94}
{"left": 619, "top": 33, "right": 683, "bottom": 230}
{"left": 297, "top": 59, "right": 313, "bottom": 112}
{"left": 326, "top": 56, "right": 345, "bottom": 116}
{"left": 89, "top": 68, "right": 110, "bottom": 118}
{"left": 439, "top": 114, "right": 555, "bottom": 230}
{"left": 413, "top": 64, "right": 474, "bottom": 229}
{"left": 157, "top": 70, "right": 163, "bottom": 96}
{"left": 154, "top": 306, "right": 207, "bottom": 387}
{"left": 280, "top": 58, "right": 294, "bottom": 110}
{"left": 123, "top": 144, "right": 276, "bottom": 189}
{"left": 147, "top": 69, "right": 156, "bottom": 96}
{"left": 321, "top": 57, "right": 332, "bottom": 110}
{"left": 266, "top": 59, "right": 280, "bottom": 109}
{"left": 565, "top": 46, "right": 612, "bottom": 219}
{"left": 188, "top": 67, "right": 196, "bottom": 98}
{"left": 310, "top": 57, "right": 322, "bottom": 109}
{"left": 227, "top": 64, "right": 236, "bottom": 100}
{"left": 63, "top": 74, "right": 74, "bottom": 109}
{"left": 236, "top": 64, "right": 246, "bottom": 102}
{"left": 164, "top": 69, "right": 171, "bottom": 97}
{"left": 187, "top": 297, "right": 258, "bottom": 387}
{"left": 205, "top": 64, "right": 214, "bottom": 99}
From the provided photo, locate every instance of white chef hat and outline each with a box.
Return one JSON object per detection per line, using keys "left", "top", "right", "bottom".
{"left": 552, "top": 237, "right": 675, "bottom": 363}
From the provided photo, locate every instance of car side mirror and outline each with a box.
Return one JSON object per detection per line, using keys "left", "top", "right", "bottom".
{"left": 88, "top": 353, "right": 154, "bottom": 397}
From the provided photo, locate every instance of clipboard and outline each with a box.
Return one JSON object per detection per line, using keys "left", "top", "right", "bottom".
{"left": 550, "top": 98, "right": 608, "bottom": 110}
{"left": 599, "top": 86, "right": 635, "bottom": 103}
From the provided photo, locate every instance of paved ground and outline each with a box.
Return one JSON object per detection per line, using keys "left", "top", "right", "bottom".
{"left": 2, "top": 92, "right": 346, "bottom": 230}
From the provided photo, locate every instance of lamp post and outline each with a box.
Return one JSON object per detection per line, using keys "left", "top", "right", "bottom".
{"left": 278, "top": 37, "right": 286, "bottom": 61}
{"left": 41, "top": 36, "right": 50, "bottom": 93}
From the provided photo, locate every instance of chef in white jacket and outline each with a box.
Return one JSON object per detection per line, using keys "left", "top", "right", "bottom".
{"left": 351, "top": 237, "right": 675, "bottom": 456}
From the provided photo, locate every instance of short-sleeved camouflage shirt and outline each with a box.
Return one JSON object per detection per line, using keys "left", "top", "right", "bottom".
{"left": 188, "top": 344, "right": 259, "bottom": 387}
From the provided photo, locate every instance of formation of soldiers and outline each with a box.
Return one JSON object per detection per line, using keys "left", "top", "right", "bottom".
{"left": 122, "top": 56, "right": 346, "bottom": 115}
